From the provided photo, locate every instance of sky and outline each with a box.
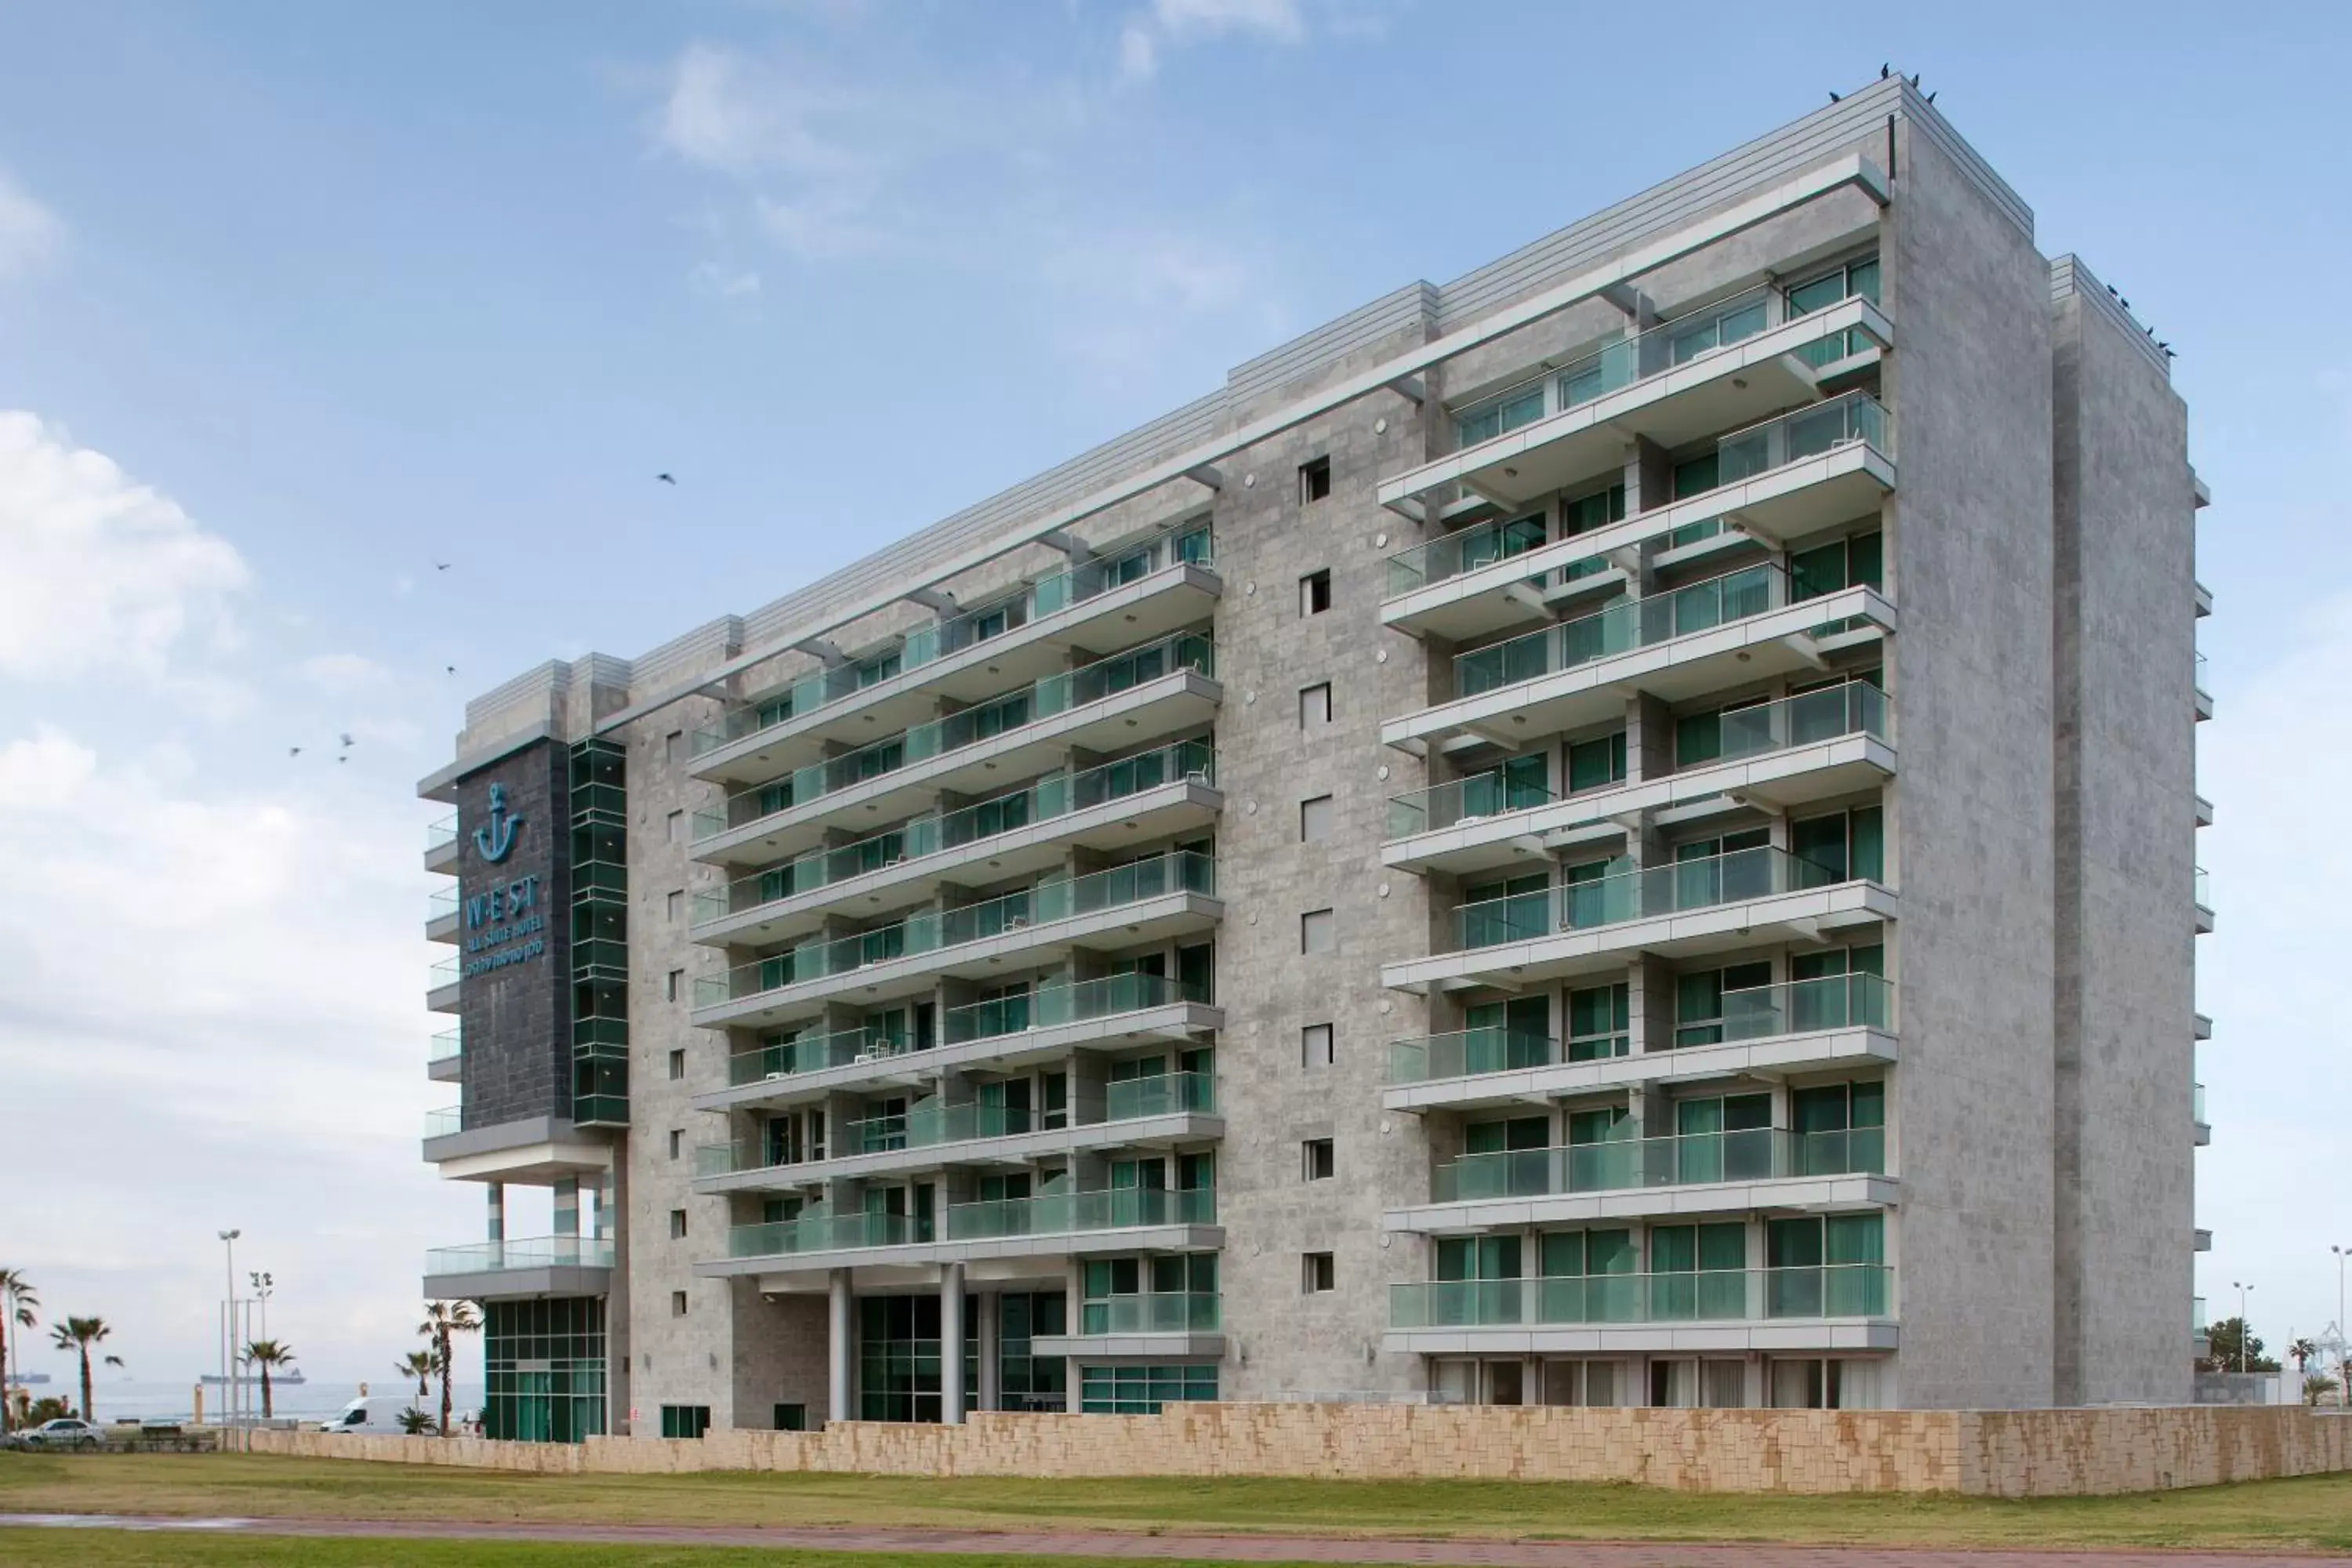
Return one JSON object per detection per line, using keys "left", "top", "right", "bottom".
{"left": 0, "top": 0, "right": 2347, "bottom": 1392}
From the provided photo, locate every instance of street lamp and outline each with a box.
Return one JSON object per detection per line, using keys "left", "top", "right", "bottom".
{"left": 2333, "top": 1246, "right": 2349, "bottom": 1407}
{"left": 217, "top": 1230, "right": 240, "bottom": 1429}
{"left": 249, "top": 1272, "right": 274, "bottom": 1345}
{"left": 2231, "top": 1279, "right": 2254, "bottom": 1374}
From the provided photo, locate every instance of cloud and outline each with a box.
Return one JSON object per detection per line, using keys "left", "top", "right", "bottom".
{"left": 0, "top": 167, "right": 64, "bottom": 282}
{"left": 1120, "top": 0, "right": 1305, "bottom": 78}
{"left": 0, "top": 410, "right": 250, "bottom": 682}
{"left": 689, "top": 260, "right": 763, "bottom": 299}
{"left": 299, "top": 652, "right": 393, "bottom": 696}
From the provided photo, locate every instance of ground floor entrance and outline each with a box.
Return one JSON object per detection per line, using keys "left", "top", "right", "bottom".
{"left": 483, "top": 1296, "right": 607, "bottom": 1442}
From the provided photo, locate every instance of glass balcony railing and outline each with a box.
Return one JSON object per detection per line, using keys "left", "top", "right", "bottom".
{"left": 1104, "top": 1069, "right": 1215, "bottom": 1121}
{"left": 724, "top": 1025, "right": 906, "bottom": 1087}
{"left": 426, "top": 814, "right": 458, "bottom": 852}
{"left": 694, "top": 851, "right": 1217, "bottom": 1009}
{"left": 429, "top": 957, "right": 459, "bottom": 990}
{"left": 2194, "top": 1082, "right": 2207, "bottom": 1125}
{"left": 2194, "top": 650, "right": 2211, "bottom": 699}
{"left": 1079, "top": 1292, "right": 1221, "bottom": 1336}
{"left": 724, "top": 1186, "right": 1218, "bottom": 1259}
{"left": 425, "top": 1236, "right": 614, "bottom": 1275}
{"left": 1453, "top": 562, "right": 1785, "bottom": 699}
{"left": 1389, "top": 1265, "right": 1892, "bottom": 1329}
{"left": 942, "top": 972, "right": 1207, "bottom": 1045}
{"left": 948, "top": 1185, "right": 1217, "bottom": 1242}
{"left": 423, "top": 1105, "right": 463, "bottom": 1140}
{"left": 1386, "top": 684, "right": 1890, "bottom": 841}
{"left": 1453, "top": 844, "right": 1860, "bottom": 953}
{"left": 2194, "top": 866, "right": 2212, "bottom": 909}
{"left": 694, "top": 527, "right": 1213, "bottom": 759}
{"left": 694, "top": 633, "right": 1214, "bottom": 842}
{"left": 429, "top": 1029, "right": 462, "bottom": 1065}
{"left": 694, "top": 742, "right": 1215, "bottom": 924}
{"left": 2194, "top": 1295, "right": 2209, "bottom": 1332}
{"left": 1402, "top": 390, "right": 1891, "bottom": 601}
{"left": 428, "top": 887, "right": 459, "bottom": 922}
{"left": 1429, "top": 1125, "right": 1883, "bottom": 1204}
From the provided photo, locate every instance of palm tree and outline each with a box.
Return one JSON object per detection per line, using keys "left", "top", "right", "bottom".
{"left": 2289, "top": 1337, "right": 2318, "bottom": 1374}
{"left": 417, "top": 1301, "right": 479, "bottom": 1440}
{"left": 49, "top": 1317, "right": 122, "bottom": 1423}
{"left": 397, "top": 1350, "right": 436, "bottom": 1405}
{"left": 396, "top": 1406, "right": 435, "bottom": 1435}
{"left": 242, "top": 1341, "right": 297, "bottom": 1421}
{"left": 0, "top": 1269, "right": 36, "bottom": 1434}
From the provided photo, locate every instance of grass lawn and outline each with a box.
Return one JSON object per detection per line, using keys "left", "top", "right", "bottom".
{"left": 0, "top": 1533, "right": 1231, "bottom": 1568}
{"left": 1, "top": 1453, "right": 2350, "bottom": 1553}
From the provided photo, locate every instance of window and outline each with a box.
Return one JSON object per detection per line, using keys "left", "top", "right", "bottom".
{"left": 666, "top": 969, "right": 684, "bottom": 1003}
{"left": 1302, "top": 1138, "right": 1335, "bottom": 1181}
{"left": 669, "top": 1291, "right": 689, "bottom": 1319}
{"left": 1299, "top": 456, "right": 1331, "bottom": 504}
{"left": 668, "top": 1208, "right": 688, "bottom": 1240}
{"left": 1566, "top": 731, "right": 1628, "bottom": 794}
{"left": 666, "top": 809, "right": 684, "bottom": 844}
{"left": 1791, "top": 804, "right": 1886, "bottom": 884}
{"left": 666, "top": 889, "right": 684, "bottom": 922}
{"left": 1300, "top": 569, "right": 1332, "bottom": 615}
{"left": 774, "top": 1403, "right": 808, "bottom": 1432}
{"left": 668, "top": 1048, "right": 686, "bottom": 1081}
{"left": 1300, "top": 794, "right": 1334, "bottom": 842}
{"left": 667, "top": 1129, "right": 683, "bottom": 1160}
{"left": 659, "top": 1403, "right": 709, "bottom": 1437}
{"left": 1566, "top": 982, "right": 1630, "bottom": 1061}
{"left": 665, "top": 730, "right": 684, "bottom": 764}
{"left": 1079, "top": 1363, "right": 1216, "bottom": 1415}
{"left": 1301, "top": 1022, "right": 1334, "bottom": 1069}
{"left": 1303, "top": 1251, "right": 1336, "bottom": 1293}
{"left": 1299, "top": 682, "right": 1332, "bottom": 727}
{"left": 1301, "top": 908, "right": 1335, "bottom": 953}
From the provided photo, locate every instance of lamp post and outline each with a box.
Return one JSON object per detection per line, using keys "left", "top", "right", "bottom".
{"left": 217, "top": 1229, "right": 240, "bottom": 1429}
{"left": 249, "top": 1272, "right": 274, "bottom": 1345}
{"left": 2334, "top": 1246, "right": 2349, "bottom": 1406}
{"left": 2231, "top": 1279, "right": 2253, "bottom": 1374}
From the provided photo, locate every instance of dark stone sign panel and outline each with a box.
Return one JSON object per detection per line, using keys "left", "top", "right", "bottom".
{"left": 456, "top": 739, "right": 572, "bottom": 1129}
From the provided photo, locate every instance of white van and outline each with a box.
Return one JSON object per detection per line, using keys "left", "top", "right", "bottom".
{"left": 322, "top": 1394, "right": 417, "bottom": 1433}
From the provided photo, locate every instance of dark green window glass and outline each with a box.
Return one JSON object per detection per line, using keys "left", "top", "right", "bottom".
{"left": 1676, "top": 710, "right": 1722, "bottom": 767}
{"left": 1673, "top": 452, "right": 1721, "bottom": 499}
{"left": 1566, "top": 731, "right": 1628, "bottom": 793}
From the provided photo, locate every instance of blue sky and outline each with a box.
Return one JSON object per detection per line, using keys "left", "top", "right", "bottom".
{"left": 1, "top": 0, "right": 2347, "bottom": 1392}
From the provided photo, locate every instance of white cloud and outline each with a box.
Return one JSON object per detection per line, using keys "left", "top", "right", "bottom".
{"left": 0, "top": 410, "right": 250, "bottom": 682}
{"left": 299, "top": 652, "right": 393, "bottom": 696}
{"left": 689, "top": 260, "right": 763, "bottom": 299}
{"left": 1120, "top": 0, "right": 1305, "bottom": 78}
{"left": 0, "top": 168, "right": 64, "bottom": 282}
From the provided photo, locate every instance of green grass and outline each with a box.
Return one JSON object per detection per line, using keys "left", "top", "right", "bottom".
{"left": 1, "top": 1453, "right": 2350, "bottom": 1552}
{"left": 0, "top": 1532, "right": 1252, "bottom": 1568}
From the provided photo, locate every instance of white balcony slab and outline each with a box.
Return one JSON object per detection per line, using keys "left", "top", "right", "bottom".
{"left": 423, "top": 1116, "right": 614, "bottom": 1184}
{"left": 1384, "top": 1026, "right": 1896, "bottom": 1115}
{"left": 427, "top": 1052, "right": 463, "bottom": 1085}
{"left": 695, "top": 1221, "right": 1226, "bottom": 1282}
{"left": 1385, "top": 1319, "right": 1896, "bottom": 1357}
{"left": 1384, "top": 881, "right": 1897, "bottom": 994}
{"left": 1379, "top": 297, "right": 1891, "bottom": 513}
{"left": 1386, "top": 443, "right": 1894, "bottom": 643}
{"left": 420, "top": 1263, "right": 613, "bottom": 1303}
{"left": 691, "top": 778, "right": 1221, "bottom": 949}
{"left": 427, "top": 981, "right": 462, "bottom": 1015}
{"left": 1385, "top": 734, "right": 1895, "bottom": 879}
{"left": 694, "top": 670, "right": 1220, "bottom": 869}
{"left": 1383, "top": 586, "right": 1893, "bottom": 755}
{"left": 427, "top": 910, "right": 460, "bottom": 945}
{"left": 692, "top": 563, "right": 1221, "bottom": 789}
{"left": 1385, "top": 1172, "right": 1897, "bottom": 1236}
{"left": 425, "top": 838, "right": 459, "bottom": 876}
{"left": 1032, "top": 1332, "right": 1225, "bottom": 1359}
{"left": 691, "top": 890, "right": 1222, "bottom": 1033}
{"left": 693, "top": 1110, "right": 1225, "bottom": 1196}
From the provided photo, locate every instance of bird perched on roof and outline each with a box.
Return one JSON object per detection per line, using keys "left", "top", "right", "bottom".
{"left": 1829, "top": 91, "right": 1842, "bottom": 102}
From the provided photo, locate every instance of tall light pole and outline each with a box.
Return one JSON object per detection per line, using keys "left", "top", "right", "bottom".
{"left": 217, "top": 1229, "right": 240, "bottom": 1429}
{"left": 2334, "top": 1246, "right": 2349, "bottom": 1406}
{"left": 249, "top": 1272, "right": 274, "bottom": 1345}
{"left": 2231, "top": 1279, "right": 2253, "bottom": 1374}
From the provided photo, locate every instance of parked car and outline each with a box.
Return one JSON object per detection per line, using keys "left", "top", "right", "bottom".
{"left": 19, "top": 1417, "right": 103, "bottom": 1450}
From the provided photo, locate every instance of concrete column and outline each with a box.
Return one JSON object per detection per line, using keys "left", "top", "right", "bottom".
{"left": 827, "top": 1269, "right": 853, "bottom": 1425}
{"left": 940, "top": 1262, "right": 967, "bottom": 1425}
{"left": 976, "top": 1290, "right": 1001, "bottom": 1412}
{"left": 485, "top": 1183, "right": 506, "bottom": 1243}
{"left": 553, "top": 1176, "right": 579, "bottom": 1237}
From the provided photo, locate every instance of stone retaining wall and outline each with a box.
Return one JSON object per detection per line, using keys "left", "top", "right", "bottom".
{"left": 237, "top": 1403, "right": 2352, "bottom": 1497}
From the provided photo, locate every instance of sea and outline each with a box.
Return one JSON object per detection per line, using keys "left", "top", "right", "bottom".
{"left": 71, "top": 1377, "right": 487, "bottom": 1425}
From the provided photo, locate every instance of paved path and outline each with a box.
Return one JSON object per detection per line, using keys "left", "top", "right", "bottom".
{"left": 0, "top": 1515, "right": 2342, "bottom": 1565}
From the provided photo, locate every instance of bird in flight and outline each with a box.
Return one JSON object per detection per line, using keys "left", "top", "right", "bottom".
{"left": 434, "top": 562, "right": 452, "bottom": 572}
{"left": 288, "top": 746, "right": 302, "bottom": 757}
{"left": 446, "top": 665, "right": 458, "bottom": 675}
{"left": 656, "top": 473, "right": 677, "bottom": 485}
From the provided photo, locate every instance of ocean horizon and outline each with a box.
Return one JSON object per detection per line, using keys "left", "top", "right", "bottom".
{"left": 50, "top": 1377, "right": 488, "bottom": 1425}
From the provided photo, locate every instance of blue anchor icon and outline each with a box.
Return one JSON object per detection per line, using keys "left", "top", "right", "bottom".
{"left": 474, "top": 782, "right": 525, "bottom": 863}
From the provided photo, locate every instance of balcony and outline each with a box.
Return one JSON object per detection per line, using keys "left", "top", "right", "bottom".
{"left": 691, "top": 528, "right": 1218, "bottom": 788}
{"left": 691, "top": 852, "right": 1221, "bottom": 1031}
{"left": 1385, "top": 1266, "right": 1895, "bottom": 1356}
{"left": 2194, "top": 866, "right": 2214, "bottom": 935}
{"left": 1386, "top": 845, "right": 1893, "bottom": 995}
{"left": 428, "top": 1029, "right": 463, "bottom": 1084}
{"left": 428, "top": 886, "right": 459, "bottom": 944}
{"left": 422, "top": 1235, "right": 614, "bottom": 1301}
{"left": 692, "top": 1071, "right": 1219, "bottom": 1192}
{"left": 426, "top": 813, "right": 459, "bottom": 875}
{"left": 428, "top": 956, "right": 460, "bottom": 1014}
{"left": 1385, "top": 974, "right": 1894, "bottom": 1113}
{"left": 689, "top": 742, "right": 1219, "bottom": 949}
{"left": 1385, "top": 683, "right": 1893, "bottom": 878}
{"left": 1425, "top": 1125, "right": 1882, "bottom": 1206}
{"left": 692, "top": 634, "right": 1219, "bottom": 868}
{"left": 2194, "top": 581, "right": 2213, "bottom": 619}
{"left": 1036, "top": 1292, "right": 1224, "bottom": 1359}
{"left": 422, "top": 1108, "right": 613, "bottom": 1181}
{"left": 1382, "top": 286, "right": 1891, "bottom": 515}
{"left": 1384, "top": 560, "right": 1892, "bottom": 757}
{"left": 1385, "top": 393, "right": 1895, "bottom": 644}
{"left": 2194, "top": 1082, "right": 2210, "bottom": 1147}
{"left": 702, "top": 1186, "right": 1221, "bottom": 1281}
{"left": 695, "top": 974, "right": 1222, "bottom": 1116}
{"left": 2194, "top": 651, "right": 2213, "bottom": 721}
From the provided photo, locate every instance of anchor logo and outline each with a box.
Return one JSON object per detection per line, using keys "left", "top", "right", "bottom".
{"left": 474, "top": 782, "right": 525, "bottom": 864}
